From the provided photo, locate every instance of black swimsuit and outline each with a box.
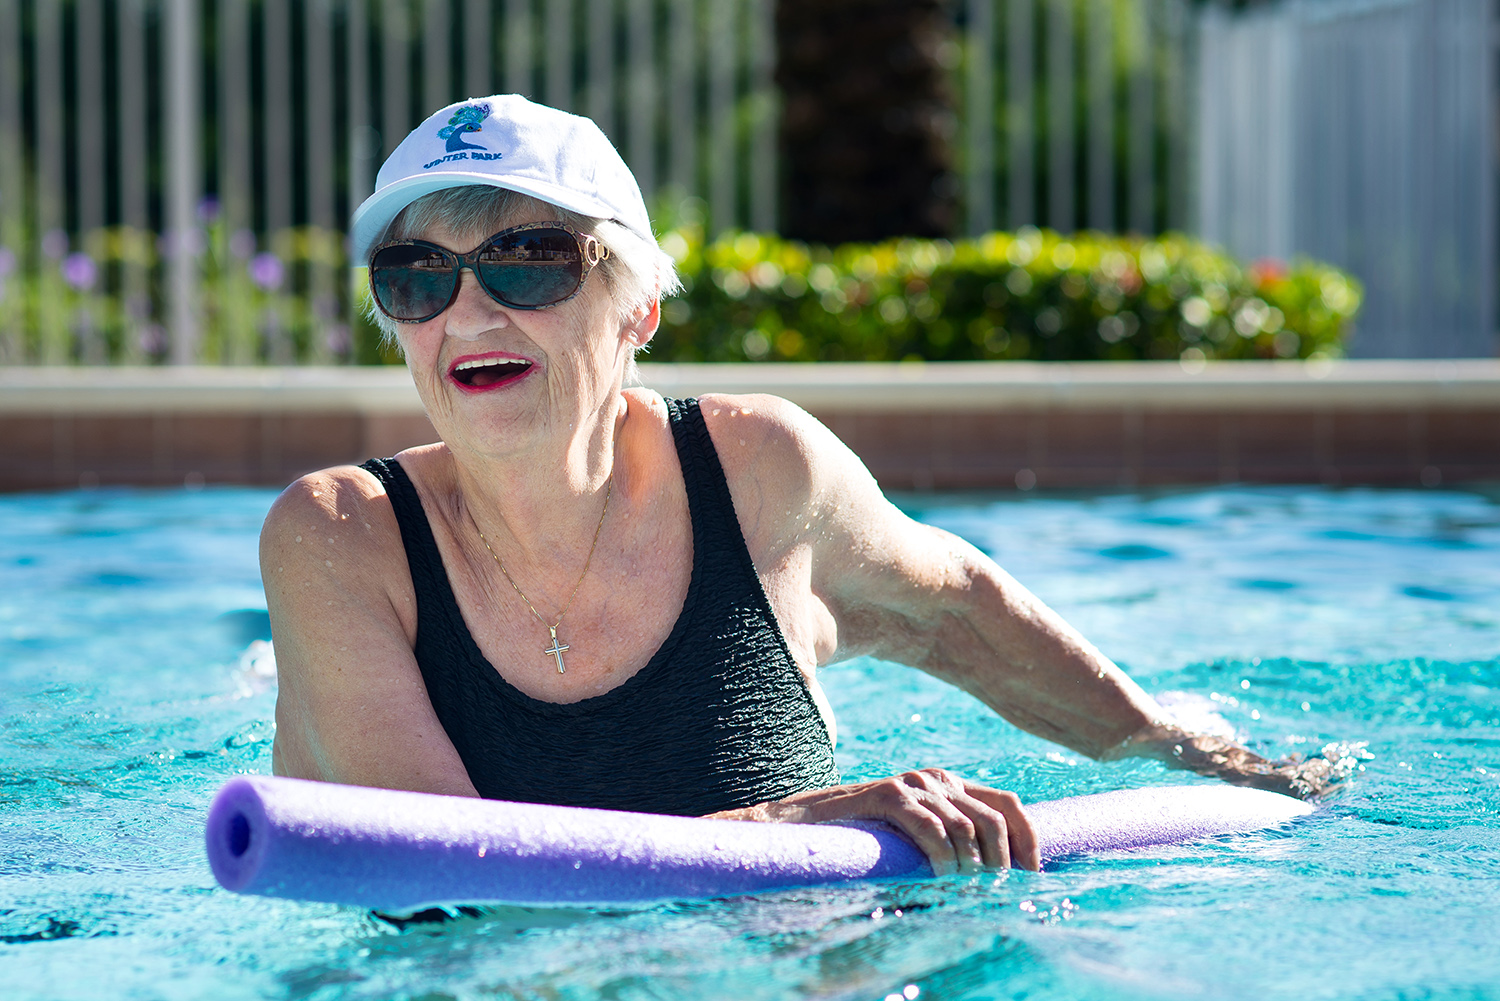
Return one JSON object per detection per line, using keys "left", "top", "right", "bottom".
{"left": 360, "top": 397, "right": 840, "bottom": 816}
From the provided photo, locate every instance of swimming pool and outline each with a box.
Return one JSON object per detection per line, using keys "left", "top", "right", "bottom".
{"left": 3, "top": 484, "right": 1497, "bottom": 1000}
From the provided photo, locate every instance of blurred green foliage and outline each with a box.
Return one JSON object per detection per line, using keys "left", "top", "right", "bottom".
{"left": 0, "top": 221, "right": 381, "bottom": 365}
{"left": 0, "top": 219, "right": 1359, "bottom": 366}
{"left": 650, "top": 226, "right": 1361, "bottom": 363}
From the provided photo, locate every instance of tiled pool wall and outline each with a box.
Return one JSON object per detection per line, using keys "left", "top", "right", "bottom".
{"left": 2, "top": 360, "right": 1497, "bottom": 492}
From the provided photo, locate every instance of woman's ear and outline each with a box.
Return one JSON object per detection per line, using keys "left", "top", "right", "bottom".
{"left": 622, "top": 299, "right": 661, "bottom": 348}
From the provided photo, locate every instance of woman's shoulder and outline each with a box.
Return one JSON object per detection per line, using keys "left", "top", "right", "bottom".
{"left": 259, "top": 460, "right": 415, "bottom": 580}
{"left": 694, "top": 391, "right": 856, "bottom": 489}
{"left": 263, "top": 463, "right": 384, "bottom": 534}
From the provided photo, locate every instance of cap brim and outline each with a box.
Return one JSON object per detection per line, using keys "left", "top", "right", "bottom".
{"left": 349, "top": 171, "right": 636, "bottom": 263}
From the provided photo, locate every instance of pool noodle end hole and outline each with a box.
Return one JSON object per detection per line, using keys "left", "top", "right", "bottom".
{"left": 228, "top": 812, "right": 251, "bottom": 858}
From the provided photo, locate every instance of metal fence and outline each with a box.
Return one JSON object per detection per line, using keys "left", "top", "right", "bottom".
{"left": 0, "top": 0, "right": 1192, "bottom": 366}
{"left": 1196, "top": 0, "right": 1498, "bottom": 358}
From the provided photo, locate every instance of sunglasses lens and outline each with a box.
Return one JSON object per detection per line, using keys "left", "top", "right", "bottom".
{"left": 370, "top": 244, "right": 457, "bottom": 320}
{"left": 477, "top": 228, "right": 585, "bottom": 308}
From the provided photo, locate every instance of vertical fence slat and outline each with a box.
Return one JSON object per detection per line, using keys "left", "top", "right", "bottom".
{"left": 1087, "top": 0, "right": 1115, "bottom": 230}
{"left": 306, "top": 0, "right": 338, "bottom": 360}
{"left": 1162, "top": 0, "right": 1187, "bottom": 231}
{"left": 965, "top": 0, "right": 996, "bottom": 235}
{"left": 219, "top": 0, "right": 252, "bottom": 236}
{"left": 0, "top": 0, "right": 23, "bottom": 361}
{"left": 306, "top": 2, "right": 336, "bottom": 230}
{"left": 35, "top": 0, "right": 66, "bottom": 362}
{"left": 263, "top": 0, "right": 292, "bottom": 363}
{"left": 505, "top": 0, "right": 534, "bottom": 98}
{"left": 34, "top": 0, "right": 64, "bottom": 241}
{"left": 347, "top": 0, "right": 374, "bottom": 208}
{"left": 748, "top": 0, "right": 776, "bottom": 232}
{"left": 383, "top": 0, "right": 412, "bottom": 157}
{"left": 1046, "top": 0, "right": 1074, "bottom": 232}
{"left": 118, "top": 0, "right": 150, "bottom": 361}
{"left": 425, "top": 0, "right": 452, "bottom": 112}
{"left": 263, "top": 0, "right": 293, "bottom": 234}
{"left": 1007, "top": 0, "right": 1035, "bottom": 227}
{"left": 76, "top": 0, "right": 106, "bottom": 236}
{"left": 545, "top": 0, "right": 572, "bottom": 109}
{"left": 626, "top": 0, "right": 656, "bottom": 199}
{"left": 707, "top": 0, "right": 736, "bottom": 233}
{"left": 588, "top": 0, "right": 615, "bottom": 136}
{"left": 167, "top": 0, "right": 201, "bottom": 365}
{"left": 219, "top": 0, "right": 254, "bottom": 364}
{"left": 1127, "top": 0, "right": 1154, "bottom": 233}
{"left": 467, "top": 0, "right": 494, "bottom": 97}
{"left": 667, "top": 0, "right": 695, "bottom": 196}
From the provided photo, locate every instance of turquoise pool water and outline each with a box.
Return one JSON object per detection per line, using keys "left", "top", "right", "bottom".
{"left": 3, "top": 485, "right": 1498, "bottom": 1000}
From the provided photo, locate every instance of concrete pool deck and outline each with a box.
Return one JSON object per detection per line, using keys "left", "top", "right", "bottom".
{"left": 2, "top": 360, "right": 1497, "bottom": 492}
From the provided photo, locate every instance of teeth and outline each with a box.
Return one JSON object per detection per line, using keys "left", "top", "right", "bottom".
{"left": 454, "top": 357, "right": 528, "bottom": 372}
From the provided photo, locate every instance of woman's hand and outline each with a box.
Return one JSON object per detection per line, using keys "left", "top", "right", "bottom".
{"left": 709, "top": 768, "right": 1041, "bottom": 874}
{"left": 1106, "top": 724, "right": 1355, "bottom": 799}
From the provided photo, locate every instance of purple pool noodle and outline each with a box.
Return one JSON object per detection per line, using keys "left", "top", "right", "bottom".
{"left": 206, "top": 776, "right": 1312, "bottom": 912}
{"left": 1025, "top": 785, "right": 1313, "bottom": 860}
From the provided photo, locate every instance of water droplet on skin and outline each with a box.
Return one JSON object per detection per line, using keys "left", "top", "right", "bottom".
{"left": 295, "top": 536, "right": 302, "bottom": 543}
{"left": 325, "top": 560, "right": 333, "bottom": 568}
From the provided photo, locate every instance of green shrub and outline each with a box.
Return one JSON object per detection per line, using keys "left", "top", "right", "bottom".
{"left": 0, "top": 222, "right": 1360, "bottom": 366}
{"left": 650, "top": 226, "right": 1361, "bottom": 363}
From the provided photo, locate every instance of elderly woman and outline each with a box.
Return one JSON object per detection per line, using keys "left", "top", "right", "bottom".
{"left": 265, "top": 96, "right": 1333, "bottom": 876}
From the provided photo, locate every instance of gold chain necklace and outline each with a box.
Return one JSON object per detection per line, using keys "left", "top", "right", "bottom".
{"left": 473, "top": 477, "right": 613, "bottom": 674}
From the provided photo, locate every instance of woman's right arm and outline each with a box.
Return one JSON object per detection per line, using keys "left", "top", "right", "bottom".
{"left": 261, "top": 466, "right": 479, "bottom": 798}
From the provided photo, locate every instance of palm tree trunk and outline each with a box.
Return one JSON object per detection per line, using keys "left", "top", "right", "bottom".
{"left": 776, "top": 0, "right": 958, "bottom": 243}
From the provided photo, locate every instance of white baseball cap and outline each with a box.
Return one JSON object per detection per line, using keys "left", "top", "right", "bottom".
{"left": 349, "top": 94, "right": 653, "bottom": 263}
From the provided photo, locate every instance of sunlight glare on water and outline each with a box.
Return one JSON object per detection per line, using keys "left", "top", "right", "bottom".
{"left": 2, "top": 485, "right": 1498, "bottom": 1000}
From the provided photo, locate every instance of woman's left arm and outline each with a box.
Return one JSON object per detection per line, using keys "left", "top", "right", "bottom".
{"left": 707, "top": 395, "right": 1341, "bottom": 801}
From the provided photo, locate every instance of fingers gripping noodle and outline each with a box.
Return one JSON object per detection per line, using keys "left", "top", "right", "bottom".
{"left": 206, "top": 776, "right": 1313, "bottom": 912}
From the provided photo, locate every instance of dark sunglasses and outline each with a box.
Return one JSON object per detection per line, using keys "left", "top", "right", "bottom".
{"left": 368, "top": 222, "right": 609, "bottom": 322}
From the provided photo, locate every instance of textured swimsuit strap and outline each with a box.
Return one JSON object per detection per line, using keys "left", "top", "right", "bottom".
{"left": 663, "top": 397, "right": 765, "bottom": 593}
{"left": 357, "top": 458, "right": 458, "bottom": 636}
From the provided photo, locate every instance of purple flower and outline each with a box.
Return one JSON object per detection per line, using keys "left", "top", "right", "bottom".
{"left": 250, "top": 252, "right": 285, "bottom": 291}
{"left": 0, "top": 247, "right": 15, "bottom": 277}
{"left": 62, "top": 252, "right": 98, "bottom": 291}
{"left": 198, "top": 197, "right": 220, "bottom": 225}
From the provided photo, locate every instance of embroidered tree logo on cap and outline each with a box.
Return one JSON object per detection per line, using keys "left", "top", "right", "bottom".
{"left": 438, "top": 103, "right": 491, "bottom": 152}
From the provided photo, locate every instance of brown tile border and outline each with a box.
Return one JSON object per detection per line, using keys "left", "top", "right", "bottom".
{"left": 2, "top": 363, "right": 1496, "bottom": 492}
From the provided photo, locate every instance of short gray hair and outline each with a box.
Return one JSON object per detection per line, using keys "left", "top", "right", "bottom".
{"left": 365, "top": 186, "right": 680, "bottom": 369}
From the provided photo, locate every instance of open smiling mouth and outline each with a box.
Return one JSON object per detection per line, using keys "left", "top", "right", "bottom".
{"left": 449, "top": 357, "right": 534, "bottom": 390}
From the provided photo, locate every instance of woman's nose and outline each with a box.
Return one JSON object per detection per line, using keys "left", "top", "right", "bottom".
{"left": 443, "top": 268, "right": 509, "bottom": 341}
